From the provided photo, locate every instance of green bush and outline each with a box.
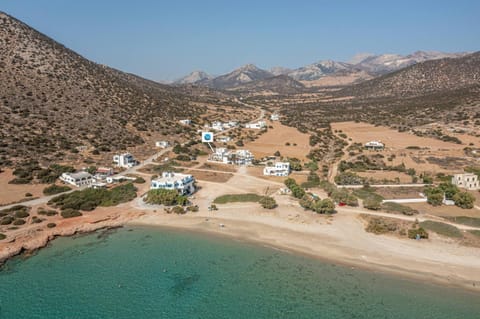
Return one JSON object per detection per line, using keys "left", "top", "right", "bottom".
{"left": 145, "top": 189, "right": 188, "bottom": 206}
{"left": 419, "top": 221, "right": 462, "bottom": 238}
{"left": 61, "top": 209, "right": 82, "bottom": 218}
{"left": 259, "top": 196, "right": 277, "bottom": 209}
{"left": 43, "top": 184, "right": 71, "bottom": 195}
{"left": 408, "top": 227, "right": 429, "bottom": 239}
{"left": 47, "top": 223, "right": 56, "bottom": 228}
{"left": 49, "top": 183, "right": 137, "bottom": 211}
{"left": 313, "top": 198, "right": 335, "bottom": 214}
{"left": 452, "top": 191, "right": 475, "bottom": 209}
{"left": 213, "top": 193, "right": 263, "bottom": 204}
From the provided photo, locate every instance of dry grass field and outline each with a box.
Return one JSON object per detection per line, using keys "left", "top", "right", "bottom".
{"left": 0, "top": 169, "right": 45, "bottom": 205}
{"left": 332, "top": 121, "right": 467, "bottom": 150}
{"left": 245, "top": 121, "right": 311, "bottom": 160}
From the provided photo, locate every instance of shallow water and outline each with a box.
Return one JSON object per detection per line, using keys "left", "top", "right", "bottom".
{"left": 0, "top": 227, "right": 479, "bottom": 319}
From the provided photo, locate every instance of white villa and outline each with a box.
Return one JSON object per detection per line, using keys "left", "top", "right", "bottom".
{"left": 365, "top": 141, "right": 385, "bottom": 150}
{"left": 150, "top": 172, "right": 196, "bottom": 195}
{"left": 263, "top": 162, "right": 290, "bottom": 177}
{"left": 95, "top": 167, "right": 114, "bottom": 180}
{"left": 212, "top": 121, "right": 224, "bottom": 131}
{"left": 232, "top": 149, "right": 255, "bottom": 165}
{"left": 208, "top": 148, "right": 254, "bottom": 166}
{"left": 179, "top": 119, "right": 191, "bottom": 125}
{"left": 216, "top": 136, "right": 231, "bottom": 143}
{"left": 60, "top": 171, "right": 95, "bottom": 187}
{"left": 209, "top": 148, "right": 231, "bottom": 164}
{"left": 245, "top": 121, "right": 267, "bottom": 129}
{"left": 113, "top": 153, "right": 138, "bottom": 168}
{"left": 452, "top": 173, "right": 480, "bottom": 190}
{"left": 155, "top": 141, "right": 170, "bottom": 148}
{"left": 270, "top": 113, "right": 280, "bottom": 121}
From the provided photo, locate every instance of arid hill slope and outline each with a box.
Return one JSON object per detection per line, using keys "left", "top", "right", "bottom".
{"left": 0, "top": 12, "right": 203, "bottom": 165}
{"left": 338, "top": 52, "right": 480, "bottom": 98}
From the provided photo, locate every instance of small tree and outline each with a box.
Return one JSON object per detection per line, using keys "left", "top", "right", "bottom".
{"left": 260, "top": 196, "right": 277, "bottom": 209}
{"left": 313, "top": 199, "right": 335, "bottom": 214}
{"left": 453, "top": 191, "right": 475, "bottom": 209}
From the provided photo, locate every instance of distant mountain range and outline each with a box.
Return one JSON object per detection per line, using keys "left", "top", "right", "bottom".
{"left": 338, "top": 51, "right": 480, "bottom": 98}
{"left": 174, "top": 51, "right": 471, "bottom": 90}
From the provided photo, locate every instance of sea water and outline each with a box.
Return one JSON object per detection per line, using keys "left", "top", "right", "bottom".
{"left": 0, "top": 226, "right": 479, "bottom": 319}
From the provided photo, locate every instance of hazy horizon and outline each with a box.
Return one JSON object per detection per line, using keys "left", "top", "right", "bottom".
{"left": 2, "top": 0, "right": 479, "bottom": 82}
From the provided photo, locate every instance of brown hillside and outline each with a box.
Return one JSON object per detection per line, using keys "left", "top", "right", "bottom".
{"left": 0, "top": 12, "right": 203, "bottom": 166}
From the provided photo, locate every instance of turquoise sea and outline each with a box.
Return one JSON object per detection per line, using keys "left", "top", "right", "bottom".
{"left": 0, "top": 226, "right": 479, "bottom": 319}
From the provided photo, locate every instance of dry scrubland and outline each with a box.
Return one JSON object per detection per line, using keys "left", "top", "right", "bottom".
{"left": 245, "top": 121, "right": 312, "bottom": 160}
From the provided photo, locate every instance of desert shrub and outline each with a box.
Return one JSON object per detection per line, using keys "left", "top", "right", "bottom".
{"left": 171, "top": 206, "right": 186, "bottom": 214}
{"left": 335, "top": 172, "right": 366, "bottom": 185}
{"left": 363, "top": 197, "right": 382, "bottom": 210}
{"left": 419, "top": 221, "right": 462, "bottom": 238}
{"left": 366, "top": 218, "right": 398, "bottom": 234}
{"left": 0, "top": 233, "right": 6, "bottom": 240}
{"left": 61, "top": 208, "right": 82, "bottom": 218}
{"left": 37, "top": 208, "right": 58, "bottom": 216}
{"left": 176, "top": 154, "right": 191, "bottom": 161}
{"left": 31, "top": 216, "right": 44, "bottom": 224}
{"left": 259, "top": 196, "right": 277, "bottom": 209}
{"left": 408, "top": 227, "right": 429, "bottom": 239}
{"left": 331, "top": 189, "right": 358, "bottom": 206}
{"left": 25, "top": 192, "right": 33, "bottom": 197}
{"left": 1, "top": 216, "right": 14, "bottom": 225}
{"left": 133, "top": 177, "right": 146, "bottom": 184}
{"left": 47, "top": 223, "right": 56, "bottom": 228}
{"left": 13, "top": 219, "right": 26, "bottom": 225}
{"left": 381, "top": 202, "right": 418, "bottom": 215}
{"left": 214, "top": 193, "right": 263, "bottom": 204}
{"left": 43, "top": 184, "right": 70, "bottom": 195}
{"left": 186, "top": 205, "right": 199, "bottom": 212}
{"left": 15, "top": 210, "right": 30, "bottom": 218}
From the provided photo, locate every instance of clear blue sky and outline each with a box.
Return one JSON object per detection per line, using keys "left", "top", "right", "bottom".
{"left": 2, "top": 0, "right": 479, "bottom": 81}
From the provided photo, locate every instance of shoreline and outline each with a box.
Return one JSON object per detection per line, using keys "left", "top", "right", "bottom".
{"left": 127, "top": 213, "right": 480, "bottom": 293}
{"left": 1, "top": 211, "right": 480, "bottom": 294}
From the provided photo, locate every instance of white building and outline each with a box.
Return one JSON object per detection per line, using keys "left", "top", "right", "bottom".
{"left": 150, "top": 172, "right": 196, "bottom": 195}
{"left": 95, "top": 167, "right": 114, "bottom": 180}
{"left": 232, "top": 149, "right": 254, "bottom": 165}
{"left": 208, "top": 148, "right": 254, "bottom": 166}
{"left": 179, "top": 119, "right": 191, "bottom": 125}
{"left": 263, "top": 162, "right": 290, "bottom": 177}
{"left": 211, "top": 121, "right": 224, "bottom": 131}
{"left": 216, "top": 136, "right": 231, "bottom": 143}
{"left": 60, "top": 172, "right": 95, "bottom": 187}
{"left": 245, "top": 121, "right": 267, "bottom": 129}
{"left": 270, "top": 114, "right": 280, "bottom": 121}
{"left": 452, "top": 173, "right": 480, "bottom": 190}
{"left": 365, "top": 141, "right": 384, "bottom": 150}
{"left": 209, "top": 148, "right": 231, "bottom": 164}
{"left": 113, "top": 153, "right": 138, "bottom": 168}
{"left": 155, "top": 141, "right": 170, "bottom": 148}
